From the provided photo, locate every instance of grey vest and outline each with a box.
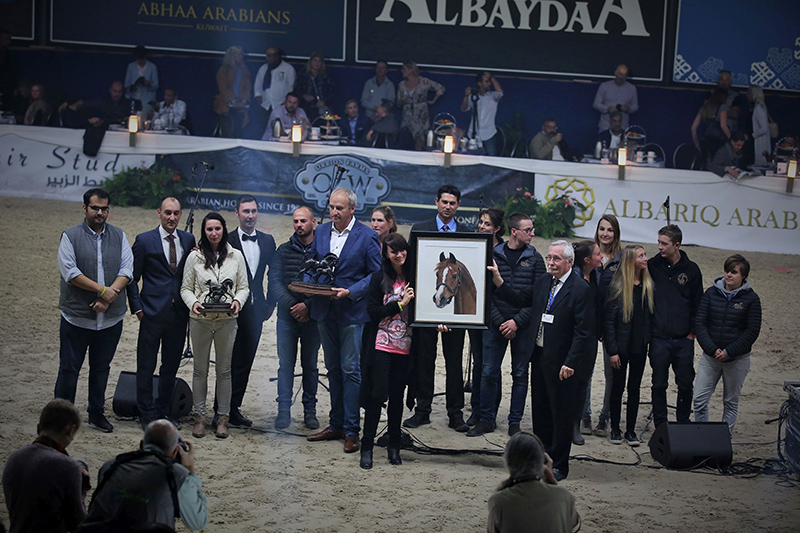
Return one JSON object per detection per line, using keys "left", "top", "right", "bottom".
{"left": 59, "top": 223, "right": 127, "bottom": 322}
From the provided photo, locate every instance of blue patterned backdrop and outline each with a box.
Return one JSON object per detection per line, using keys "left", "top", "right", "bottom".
{"left": 674, "top": 0, "right": 800, "bottom": 91}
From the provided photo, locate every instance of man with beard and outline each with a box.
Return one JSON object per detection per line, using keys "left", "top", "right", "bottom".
{"left": 530, "top": 118, "right": 577, "bottom": 161}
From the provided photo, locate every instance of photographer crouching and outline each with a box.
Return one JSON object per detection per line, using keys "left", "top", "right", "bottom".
{"left": 461, "top": 71, "right": 504, "bottom": 156}
{"left": 79, "top": 420, "right": 209, "bottom": 532}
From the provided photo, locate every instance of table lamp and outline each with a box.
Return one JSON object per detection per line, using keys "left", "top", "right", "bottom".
{"left": 292, "top": 124, "right": 302, "bottom": 157}
{"left": 617, "top": 146, "right": 627, "bottom": 180}
{"left": 128, "top": 114, "right": 139, "bottom": 147}
{"left": 443, "top": 135, "right": 454, "bottom": 168}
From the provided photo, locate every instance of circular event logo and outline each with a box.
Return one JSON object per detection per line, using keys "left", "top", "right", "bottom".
{"left": 294, "top": 155, "right": 391, "bottom": 213}
{"left": 544, "top": 177, "right": 595, "bottom": 227}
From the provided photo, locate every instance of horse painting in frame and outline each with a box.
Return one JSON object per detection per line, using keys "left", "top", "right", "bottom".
{"left": 433, "top": 252, "right": 477, "bottom": 315}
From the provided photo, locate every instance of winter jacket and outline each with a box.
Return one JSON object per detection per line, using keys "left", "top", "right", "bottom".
{"left": 648, "top": 250, "right": 703, "bottom": 339}
{"left": 489, "top": 243, "right": 546, "bottom": 330}
{"left": 695, "top": 277, "right": 762, "bottom": 360}
{"left": 267, "top": 233, "right": 316, "bottom": 321}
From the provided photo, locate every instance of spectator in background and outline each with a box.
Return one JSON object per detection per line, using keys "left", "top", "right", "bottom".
{"left": 95, "top": 80, "right": 140, "bottom": 125}
{"left": 461, "top": 71, "right": 504, "bottom": 156}
{"left": 361, "top": 60, "right": 395, "bottom": 121}
{"left": 339, "top": 99, "right": 371, "bottom": 145}
{"left": 593, "top": 64, "right": 638, "bottom": 132}
{"left": 529, "top": 118, "right": 577, "bottom": 161}
{"left": 709, "top": 132, "right": 747, "bottom": 179}
{"left": 152, "top": 85, "right": 187, "bottom": 130}
{"left": 10, "top": 78, "right": 31, "bottom": 124}
{"left": 397, "top": 60, "right": 445, "bottom": 151}
{"left": 0, "top": 27, "right": 20, "bottom": 113}
{"left": 213, "top": 45, "right": 251, "bottom": 138}
{"left": 250, "top": 46, "right": 295, "bottom": 139}
{"left": 748, "top": 85, "right": 770, "bottom": 167}
{"left": 365, "top": 99, "right": 399, "bottom": 148}
{"left": 60, "top": 94, "right": 102, "bottom": 129}
{"left": 691, "top": 88, "right": 729, "bottom": 168}
{"left": 370, "top": 205, "right": 397, "bottom": 244}
{"left": 596, "top": 110, "right": 625, "bottom": 150}
{"left": 294, "top": 51, "right": 334, "bottom": 122}
{"left": 23, "top": 83, "right": 51, "bottom": 125}
{"left": 264, "top": 91, "right": 309, "bottom": 139}
{"left": 125, "top": 45, "right": 158, "bottom": 113}
{"left": 487, "top": 432, "right": 580, "bottom": 533}
{"left": 2, "top": 400, "right": 89, "bottom": 533}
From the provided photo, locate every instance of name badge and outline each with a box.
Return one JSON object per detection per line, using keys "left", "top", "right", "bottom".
{"left": 541, "top": 313, "right": 554, "bottom": 324}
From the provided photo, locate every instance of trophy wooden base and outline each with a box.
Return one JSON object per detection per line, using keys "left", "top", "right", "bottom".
{"left": 200, "top": 303, "right": 234, "bottom": 316}
{"left": 289, "top": 282, "right": 337, "bottom": 297}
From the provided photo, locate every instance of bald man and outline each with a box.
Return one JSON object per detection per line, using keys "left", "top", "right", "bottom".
{"left": 592, "top": 64, "right": 638, "bottom": 132}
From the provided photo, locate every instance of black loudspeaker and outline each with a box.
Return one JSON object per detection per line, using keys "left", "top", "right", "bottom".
{"left": 112, "top": 371, "right": 193, "bottom": 419}
{"left": 648, "top": 422, "right": 733, "bottom": 469}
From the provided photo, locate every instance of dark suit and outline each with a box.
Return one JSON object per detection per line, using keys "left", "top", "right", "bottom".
{"left": 527, "top": 271, "right": 590, "bottom": 475}
{"left": 338, "top": 114, "right": 371, "bottom": 145}
{"left": 409, "top": 217, "right": 472, "bottom": 420}
{"left": 227, "top": 229, "right": 276, "bottom": 413}
{"left": 128, "top": 227, "right": 196, "bottom": 420}
{"left": 311, "top": 219, "right": 382, "bottom": 435}
{"left": 596, "top": 129, "right": 624, "bottom": 151}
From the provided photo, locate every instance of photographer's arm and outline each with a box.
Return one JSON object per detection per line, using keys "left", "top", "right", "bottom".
{"left": 176, "top": 441, "right": 209, "bottom": 531}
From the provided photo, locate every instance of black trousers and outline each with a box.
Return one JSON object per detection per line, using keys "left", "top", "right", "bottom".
{"left": 136, "top": 310, "right": 187, "bottom": 420}
{"left": 362, "top": 349, "right": 409, "bottom": 449}
{"left": 610, "top": 351, "right": 647, "bottom": 433}
{"left": 228, "top": 307, "right": 263, "bottom": 412}
{"left": 413, "top": 327, "right": 465, "bottom": 418}
{"left": 531, "top": 346, "right": 577, "bottom": 475}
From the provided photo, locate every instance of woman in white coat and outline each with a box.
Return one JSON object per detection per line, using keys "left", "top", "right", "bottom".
{"left": 748, "top": 85, "right": 770, "bottom": 167}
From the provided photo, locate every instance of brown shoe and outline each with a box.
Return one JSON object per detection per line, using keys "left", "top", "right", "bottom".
{"left": 344, "top": 434, "right": 361, "bottom": 453}
{"left": 192, "top": 415, "right": 206, "bottom": 438}
{"left": 215, "top": 415, "right": 229, "bottom": 439}
{"left": 307, "top": 426, "right": 343, "bottom": 442}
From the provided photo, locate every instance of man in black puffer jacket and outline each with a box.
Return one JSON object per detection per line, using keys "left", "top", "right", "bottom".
{"left": 647, "top": 225, "right": 703, "bottom": 427}
{"left": 693, "top": 254, "right": 761, "bottom": 434}
{"left": 267, "top": 206, "right": 321, "bottom": 430}
{"left": 467, "top": 213, "right": 546, "bottom": 437}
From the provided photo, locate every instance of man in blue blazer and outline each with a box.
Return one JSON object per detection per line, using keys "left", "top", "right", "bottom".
{"left": 128, "top": 197, "right": 196, "bottom": 429}
{"left": 306, "top": 188, "right": 382, "bottom": 453}
{"left": 338, "top": 100, "right": 372, "bottom": 145}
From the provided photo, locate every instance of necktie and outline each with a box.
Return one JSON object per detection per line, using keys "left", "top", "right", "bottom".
{"left": 242, "top": 233, "right": 257, "bottom": 242}
{"left": 537, "top": 277, "right": 559, "bottom": 342}
{"left": 167, "top": 234, "right": 177, "bottom": 272}
{"left": 441, "top": 224, "right": 450, "bottom": 232}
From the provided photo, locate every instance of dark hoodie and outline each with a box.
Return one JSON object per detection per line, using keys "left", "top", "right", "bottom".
{"left": 647, "top": 249, "right": 703, "bottom": 339}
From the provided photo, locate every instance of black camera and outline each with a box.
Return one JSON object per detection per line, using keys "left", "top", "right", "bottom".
{"left": 174, "top": 438, "right": 189, "bottom": 464}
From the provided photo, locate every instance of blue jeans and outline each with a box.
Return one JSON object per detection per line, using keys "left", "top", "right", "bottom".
{"left": 480, "top": 327, "right": 533, "bottom": 425}
{"left": 693, "top": 353, "right": 750, "bottom": 434}
{"left": 649, "top": 337, "right": 695, "bottom": 426}
{"left": 55, "top": 317, "right": 123, "bottom": 416}
{"left": 318, "top": 320, "right": 363, "bottom": 435}
{"left": 276, "top": 316, "right": 320, "bottom": 414}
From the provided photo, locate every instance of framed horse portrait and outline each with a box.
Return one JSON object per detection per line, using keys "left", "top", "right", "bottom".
{"left": 408, "top": 231, "right": 493, "bottom": 329}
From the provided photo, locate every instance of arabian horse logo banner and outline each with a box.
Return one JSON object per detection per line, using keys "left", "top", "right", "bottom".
{"left": 409, "top": 232, "right": 492, "bottom": 329}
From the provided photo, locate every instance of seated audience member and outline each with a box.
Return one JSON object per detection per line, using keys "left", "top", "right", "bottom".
{"left": 152, "top": 85, "right": 187, "bottom": 129}
{"left": 213, "top": 45, "right": 251, "bottom": 138}
{"left": 125, "top": 45, "right": 158, "bottom": 113}
{"left": 263, "top": 91, "right": 309, "bottom": 139}
{"left": 529, "top": 118, "right": 577, "bottom": 161}
{"left": 60, "top": 95, "right": 102, "bottom": 129}
{"left": 10, "top": 78, "right": 31, "bottom": 124}
{"left": 487, "top": 432, "right": 580, "bottom": 533}
{"left": 361, "top": 60, "right": 395, "bottom": 121}
{"left": 94, "top": 80, "right": 140, "bottom": 125}
{"left": 366, "top": 99, "right": 399, "bottom": 148}
{"left": 294, "top": 51, "right": 334, "bottom": 122}
{"left": 23, "top": 83, "right": 51, "bottom": 125}
{"left": 2, "top": 399, "right": 89, "bottom": 533}
{"left": 338, "top": 99, "right": 371, "bottom": 145}
{"left": 596, "top": 110, "right": 625, "bottom": 150}
{"left": 81, "top": 419, "right": 208, "bottom": 532}
{"left": 709, "top": 132, "right": 747, "bottom": 179}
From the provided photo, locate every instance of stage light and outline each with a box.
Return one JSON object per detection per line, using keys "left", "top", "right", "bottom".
{"left": 443, "top": 135, "right": 454, "bottom": 168}
{"left": 617, "top": 146, "right": 627, "bottom": 180}
{"left": 128, "top": 115, "right": 139, "bottom": 147}
{"left": 787, "top": 159, "right": 797, "bottom": 193}
{"left": 292, "top": 124, "right": 302, "bottom": 157}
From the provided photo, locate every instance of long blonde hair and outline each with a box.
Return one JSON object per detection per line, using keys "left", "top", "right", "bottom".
{"left": 609, "top": 245, "right": 654, "bottom": 322}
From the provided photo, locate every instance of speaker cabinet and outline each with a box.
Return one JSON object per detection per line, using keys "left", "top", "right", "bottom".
{"left": 648, "top": 422, "right": 732, "bottom": 469}
{"left": 112, "top": 371, "right": 192, "bottom": 419}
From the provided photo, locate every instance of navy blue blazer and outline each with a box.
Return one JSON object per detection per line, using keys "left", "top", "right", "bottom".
{"left": 228, "top": 230, "right": 276, "bottom": 323}
{"left": 338, "top": 114, "right": 372, "bottom": 144}
{"left": 128, "top": 227, "right": 196, "bottom": 320}
{"left": 310, "top": 219, "right": 382, "bottom": 325}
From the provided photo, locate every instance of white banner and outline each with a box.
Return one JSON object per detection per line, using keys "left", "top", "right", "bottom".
{"left": 534, "top": 172, "right": 799, "bottom": 254}
{"left": 0, "top": 133, "right": 154, "bottom": 202}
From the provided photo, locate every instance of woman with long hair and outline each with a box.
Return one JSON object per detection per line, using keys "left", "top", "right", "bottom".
{"left": 570, "top": 240, "right": 603, "bottom": 446}
{"left": 603, "top": 245, "right": 654, "bottom": 446}
{"left": 213, "top": 45, "right": 251, "bottom": 138}
{"left": 693, "top": 255, "right": 761, "bottom": 435}
{"left": 587, "top": 214, "right": 621, "bottom": 437}
{"left": 24, "top": 83, "right": 51, "bottom": 125}
{"left": 359, "top": 233, "right": 415, "bottom": 469}
{"left": 747, "top": 85, "right": 770, "bottom": 166}
{"left": 181, "top": 213, "right": 249, "bottom": 439}
{"left": 370, "top": 205, "right": 397, "bottom": 244}
{"left": 691, "top": 88, "right": 729, "bottom": 167}
{"left": 294, "top": 51, "right": 335, "bottom": 122}
{"left": 397, "top": 60, "right": 445, "bottom": 150}
{"left": 487, "top": 432, "right": 580, "bottom": 533}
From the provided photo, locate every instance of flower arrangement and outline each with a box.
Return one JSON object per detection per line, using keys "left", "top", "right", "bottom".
{"left": 495, "top": 188, "right": 584, "bottom": 238}
{"left": 103, "top": 162, "right": 186, "bottom": 208}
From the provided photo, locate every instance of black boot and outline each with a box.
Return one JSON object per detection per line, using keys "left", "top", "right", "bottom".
{"left": 360, "top": 440, "right": 374, "bottom": 470}
{"left": 572, "top": 420, "right": 585, "bottom": 445}
{"left": 388, "top": 446, "right": 402, "bottom": 465}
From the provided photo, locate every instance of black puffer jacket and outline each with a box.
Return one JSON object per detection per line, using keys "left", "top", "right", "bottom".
{"left": 603, "top": 288, "right": 653, "bottom": 356}
{"left": 695, "top": 277, "right": 762, "bottom": 360}
{"left": 489, "top": 243, "right": 546, "bottom": 330}
{"left": 267, "top": 233, "right": 316, "bottom": 320}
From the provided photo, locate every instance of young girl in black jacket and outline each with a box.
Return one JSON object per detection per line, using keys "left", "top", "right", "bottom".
{"left": 603, "top": 245, "right": 654, "bottom": 446}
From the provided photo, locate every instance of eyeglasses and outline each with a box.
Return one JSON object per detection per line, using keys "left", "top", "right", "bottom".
{"left": 87, "top": 205, "right": 110, "bottom": 213}
{"left": 513, "top": 226, "right": 534, "bottom": 235}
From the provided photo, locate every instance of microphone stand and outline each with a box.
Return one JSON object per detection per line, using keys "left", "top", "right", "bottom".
{"left": 317, "top": 164, "right": 348, "bottom": 225}
{"left": 470, "top": 91, "right": 480, "bottom": 141}
{"left": 181, "top": 162, "right": 213, "bottom": 360}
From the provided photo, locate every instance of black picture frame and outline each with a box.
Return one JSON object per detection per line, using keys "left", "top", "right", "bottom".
{"left": 408, "top": 231, "right": 493, "bottom": 329}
